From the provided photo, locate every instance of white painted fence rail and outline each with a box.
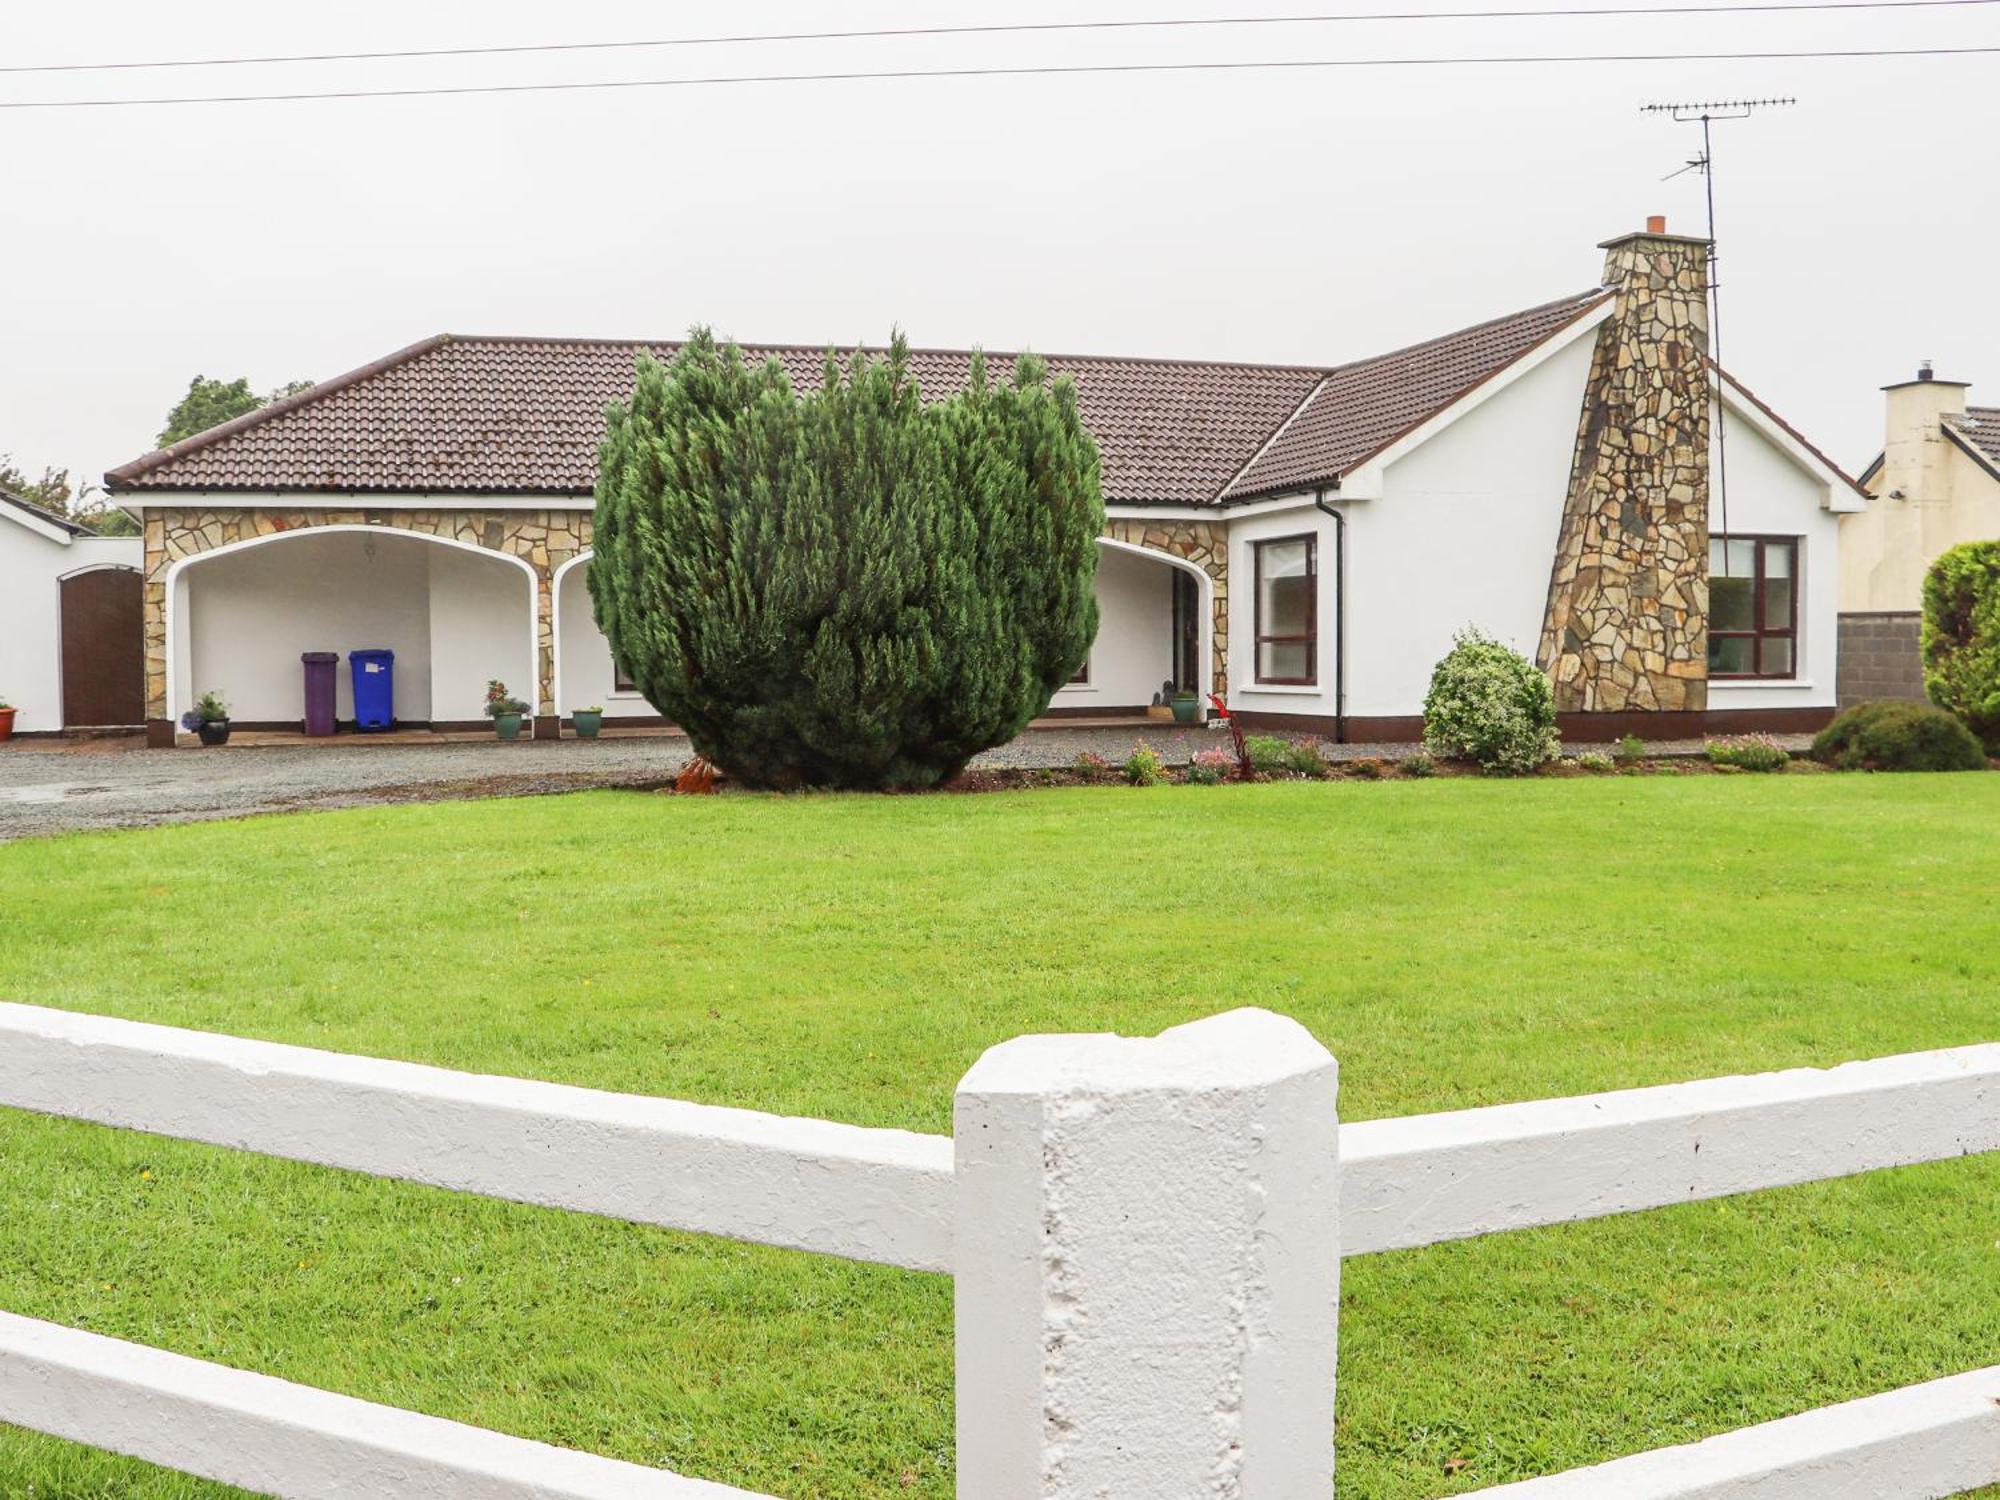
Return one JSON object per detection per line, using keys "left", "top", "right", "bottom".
{"left": 0, "top": 999, "right": 952, "bottom": 1272}
{"left": 1, "top": 999, "right": 1997, "bottom": 1498}
{"left": 0, "top": 1311, "right": 772, "bottom": 1499}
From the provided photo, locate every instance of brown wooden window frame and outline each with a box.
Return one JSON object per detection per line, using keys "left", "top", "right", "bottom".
{"left": 1253, "top": 534, "right": 1318, "bottom": 687}
{"left": 1708, "top": 534, "right": 1798, "bottom": 681}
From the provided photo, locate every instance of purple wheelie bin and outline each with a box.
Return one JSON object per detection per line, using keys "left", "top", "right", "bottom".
{"left": 302, "top": 652, "right": 338, "bottom": 737}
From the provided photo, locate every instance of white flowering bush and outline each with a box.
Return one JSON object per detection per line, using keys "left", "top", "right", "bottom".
{"left": 1421, "top": 629, "right": 1560, "bottom": 775}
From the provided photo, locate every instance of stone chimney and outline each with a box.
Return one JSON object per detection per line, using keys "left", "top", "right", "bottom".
{"left": 1539, "top": 215, "right": 1714, "bottom": 713}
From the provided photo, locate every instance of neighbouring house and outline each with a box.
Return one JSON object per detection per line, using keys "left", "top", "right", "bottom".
{"left": 0, "top": 491, "right": 145, "bottom": 736}
{"left": 1839, "top": 365, "right": 2000, "bottom": 707}
{"left": 104, "top": 215, "right": 1862, "bottom": 748}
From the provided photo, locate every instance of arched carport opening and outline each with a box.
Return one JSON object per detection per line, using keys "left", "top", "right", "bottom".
{"left": 1048, "top": 537, "right": 1213, "bottom": 717}
{"left": 164, "top": 526, "right": 538, "bottom": 731}
{"left": 552, "top": 551, "right": 664, "bottom": 726}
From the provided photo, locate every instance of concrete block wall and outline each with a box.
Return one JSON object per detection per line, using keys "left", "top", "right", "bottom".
{"left": 1837, "top": 611, "right": 1926, "bottom": 709}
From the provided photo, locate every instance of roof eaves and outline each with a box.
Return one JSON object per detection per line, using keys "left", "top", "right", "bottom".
{"left": 1941, "top": 419, "right": 2000, "bottom": 484}
{"left": 1711, "top": 363, "right": 1867, "bottom": 498}
{"left": 104, "top": 334, "right": 456, "bottom": 491}
{"left": 0, "top": 488, "right": 84, "bottom": 541}
{"left": 1221, "top": 287, "right": 1613, "bottom": 505}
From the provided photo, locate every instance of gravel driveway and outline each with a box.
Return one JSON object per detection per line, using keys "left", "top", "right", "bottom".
{"left": 0, "top": 724, "right": 1240, "bottom": 841}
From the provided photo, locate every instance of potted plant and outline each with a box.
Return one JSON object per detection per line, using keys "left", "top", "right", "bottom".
{"left": 572, "top": 705, "right": 604, "bottom": 740}
{"left": 181, "top": 691, "right": 231, "bottom": 747}
{"left": 0, "top": 695, "right": 14, "bottom": 743}
{"left": 484, "top": 679, "right": 530, "bottom": 741}
{"left": 1170, "top": 686, "right": 1200, "bottom": 724}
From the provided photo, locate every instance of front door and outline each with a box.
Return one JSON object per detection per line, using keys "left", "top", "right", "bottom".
{"left": 60, "top": 568, "right": 145, "bottom": 727}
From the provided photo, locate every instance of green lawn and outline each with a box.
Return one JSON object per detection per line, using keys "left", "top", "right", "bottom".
{"left": 1, "top": 775, "right": 1997, "bottom": 1498}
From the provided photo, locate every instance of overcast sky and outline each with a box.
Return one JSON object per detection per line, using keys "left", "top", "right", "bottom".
{"left": 4, "top": 0, "right": 1995, "bottom": 494}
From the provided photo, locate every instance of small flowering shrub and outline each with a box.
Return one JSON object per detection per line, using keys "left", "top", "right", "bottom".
{"left": 1575, "top": 751, "right": 1615, "bottom": 773}
{"left": 1346, "top": 756, "right": 1385, "bottom": 780}
{"left": 1615, "top": 733, "right": 1646, "bottom": 764}
{"left": 1072, "top": 750, "right": 1114, "bottom": 782}
{"left": 180, "top": 691, "right": 230, "bottom": 730}
{"left": 483, "top": 680, "right": 529, "bottom": 718}
{"left": 1123, "top": 743, "right": 1164, "bottom": 786}
{"left": 1400, "top": 750, "right": 1436, "bottom": 779}
{"left": 1421, "top": 629, "right": 1559, "bottom": 776}
{"left": 1244, "top": 735, "right": 1326, "bottom": 778}
{"left": 1706, "top": 734, "right": 1791, "bottom": 773}
{"left": 1921, "top": 541, "right": 2000, "bottom": 752}
{"left": 1185, "top": 748, "right": 1235, "bottom": 785}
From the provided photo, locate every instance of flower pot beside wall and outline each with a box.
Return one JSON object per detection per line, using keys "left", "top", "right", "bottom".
{"left": 0, "top": 707, "right": 15, "bottom": 743}
{"left": 197, "top": 719, "right": 232, "bottom": 747}
{"left": 1171, "top": 694, "right": 1200, "bottom": 724}
{"left": 494, "top": 713, "right": 524, "bottom": 742}
{"left": 572, "top": 710, "right": 603, "bottom": 740}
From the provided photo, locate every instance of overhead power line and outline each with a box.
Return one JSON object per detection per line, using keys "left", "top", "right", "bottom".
{"left": 1, "top": 45, "right": 1994, "bottom": 109}
{"left": 2, "top": 0, "right": 1995, "bottom": 76}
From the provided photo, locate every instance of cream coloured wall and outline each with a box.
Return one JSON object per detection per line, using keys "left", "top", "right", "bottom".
{"left": 1843, "top": 432, "right": 2000, "bottom": 612}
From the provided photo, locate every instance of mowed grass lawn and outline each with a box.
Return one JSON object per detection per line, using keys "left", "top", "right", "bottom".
{"left": 1, "top": 774, "right": 1998, "bottom": 1498}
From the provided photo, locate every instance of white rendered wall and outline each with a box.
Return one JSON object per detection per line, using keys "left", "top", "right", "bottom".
{"left": 0, "top": 524, "right": 141, "bottom": 732}
{"left": 186, "top": 532, "right": 434, "bottom": 724}
{"left": 1225, "top": 506, "right": 1345, "bottom": 719}
{"left": 1052, "top": 543, "right": 1175, "bottom": 709}
{"left": 555, "top": 562, "right": 652, "bottom": 720}
{"left": 1330, "top": 330, "right": 1594, "bottom": 721}
{"left": 426, "top": 546, "right": 535, "bottom": 722}
{"left": 1707, "top": 406, "right": 1843, "bottom": 712}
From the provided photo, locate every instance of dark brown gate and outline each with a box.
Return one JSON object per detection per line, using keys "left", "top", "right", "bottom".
{"left": 60, "top": 568, "right": 144, "bottom": 727}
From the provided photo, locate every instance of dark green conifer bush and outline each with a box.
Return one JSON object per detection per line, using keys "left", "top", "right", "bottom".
{"left": 591, "top": 332, "right": 1102, "bottom": 789}
{"left": 1921, "top": 541, "right": 2000, "bottom": 752}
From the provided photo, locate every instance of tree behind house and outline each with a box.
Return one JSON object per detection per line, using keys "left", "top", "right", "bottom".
{"left": 590, "top": 331, "right": 1102, "bottom": 791}
{"left": 158, "top": 375, "right": 314, "bottom": 448}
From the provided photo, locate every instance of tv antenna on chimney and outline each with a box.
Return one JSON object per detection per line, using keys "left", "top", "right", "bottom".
{"left": 1639, "top": 97, "right": 1793, "bottom": 572}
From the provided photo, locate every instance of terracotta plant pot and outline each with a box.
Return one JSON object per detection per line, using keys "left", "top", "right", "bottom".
{"left": 196, "top": 719, "right": 231, "bottom": 747}
{"left": 572, "top": 710, "right": 603, "bottom": 740}
{"left": 0, "top": 707, "right": 15, "bottom": 743}
{"left": 494, "top": 712, "right": 523, "bottom": 741}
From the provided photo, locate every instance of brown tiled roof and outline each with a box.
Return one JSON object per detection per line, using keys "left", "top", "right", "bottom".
{"left": 106, "top": 337, "right": 1325, "bottom": 506}
{"left": 103, "top": 290, "right": 1619, "bottom": 506}
{"left": 1945, "top": 406, "right": 2000, "bottom": 475}
{"left": 1221, "top": 289, "right": 1612, "bottom": 501}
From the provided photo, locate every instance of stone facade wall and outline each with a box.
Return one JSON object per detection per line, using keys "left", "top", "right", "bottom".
{"left": 1102, "top": 518, "right": 1229, "bottom": 695}
{"left": 1836, "top": 611, "right": 1926, "bottom": 709}
{"left": 143, "top": 507, "right": 589, "bottom": 723}
{"left": 1538, "top": 232, "right": 1712, "bottom": 713}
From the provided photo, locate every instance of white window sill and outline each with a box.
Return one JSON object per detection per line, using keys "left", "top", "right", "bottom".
{"left": 1710, "top": 679, "right": 1817, "bottom": 692}
{"left": 606, "top": 690, "right": 647, "bottom": 702}
{"left": 1054, "top": 685, "right": 1097, "bottom": 695}
{"left": 1237, "top": 683, "right": 1323, "bottom": 696}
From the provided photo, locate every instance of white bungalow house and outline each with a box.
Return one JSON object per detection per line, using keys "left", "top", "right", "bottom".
{"left": 104, "top": 215, "right": 1861, "bottom": 747}
{"left": 0, "top": 492, "right": 144, "bottom": 735}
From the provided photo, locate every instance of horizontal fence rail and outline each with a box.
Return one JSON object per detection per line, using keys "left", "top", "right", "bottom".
{"left": 0, "top": 1310, "right": 771, "bottom": 1499}
{"left": 1471, "top": 1361, "right": 2000, "bottom": 1498}
{"left": 1341, "top": 1042, "right": 2000, "bottom": 1255}
{"left": 0, "top": 1001, "right": 953, "bottom": 1272}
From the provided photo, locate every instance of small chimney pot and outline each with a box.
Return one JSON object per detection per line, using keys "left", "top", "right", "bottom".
{"left": 1646, "top": 214, "right": 1667, "bottom": 234}
{"left": 1918, "top": 360, "right": 1934, "bottom": 382}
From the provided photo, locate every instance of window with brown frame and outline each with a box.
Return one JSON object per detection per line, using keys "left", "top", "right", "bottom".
{"left": 1253, "top": 535, "right": 1317, "bottom": 685}
{"left": 1068, "top": 656, "right": 1090, "bottom": 686}
{"left": 1708, "top": 535, "right": 1797, "bottom": 679}
{"left": 613, "top": 659, "right": 638, "bottom": 694}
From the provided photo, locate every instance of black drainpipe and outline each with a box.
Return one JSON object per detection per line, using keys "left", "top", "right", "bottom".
{"left": 1312, "top": 486, "right": 1347, "bottom": 744}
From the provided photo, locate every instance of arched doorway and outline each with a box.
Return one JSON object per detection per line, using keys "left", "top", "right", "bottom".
{"left": 60, "top": 566, "right": 144, "bottom": 727}
{"left": 551, "top": 552, "right": 664, "bottom": 726}
{"left": 1047, "top": 537, "right": 1213, "bottom": 716}
{"left": 165, "top": 527, "right": 538, "bottom": 730}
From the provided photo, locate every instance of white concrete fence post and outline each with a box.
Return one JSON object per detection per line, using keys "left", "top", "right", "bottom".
{"left": 953, "top": 1008, "right": 1340, "bottom": 1499}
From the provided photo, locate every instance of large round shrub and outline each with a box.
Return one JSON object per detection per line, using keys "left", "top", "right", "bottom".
{"left": 590, "top": 332, "right": 1102, "bottom": 790}
{"left": 1422, "top": 629, "right": 1560, "bottom": 775}
{"left": 1811, "top": 700, "right": 1986, "bottom": 772}
{"left": 1921, "top": 541, "right": 2000, "bottom": 752}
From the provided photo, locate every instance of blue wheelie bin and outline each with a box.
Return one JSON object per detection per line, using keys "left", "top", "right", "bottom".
{"left": 348, "top": 649, "right": 395, "bottom": 732}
